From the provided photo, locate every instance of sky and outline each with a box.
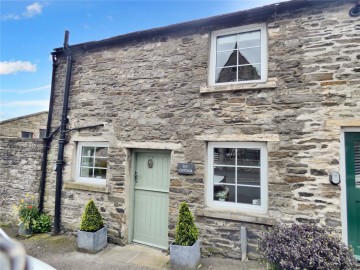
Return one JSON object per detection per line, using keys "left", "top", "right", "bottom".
{"left": 0, "top": 0, "right": 282, "bottom": 121}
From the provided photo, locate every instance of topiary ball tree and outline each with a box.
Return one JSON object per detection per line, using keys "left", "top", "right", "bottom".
{"left": 175, "top": 202, "right": 199, "bottom": 246}
{"left": 80, "top": 199, "right": 104, "bottom": 232}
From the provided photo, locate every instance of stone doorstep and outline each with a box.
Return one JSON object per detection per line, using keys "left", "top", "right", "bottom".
{"left": 99, "top": 243, "right": 170, "bottom": 269}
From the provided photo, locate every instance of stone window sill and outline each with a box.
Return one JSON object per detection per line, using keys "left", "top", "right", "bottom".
{"left": 64, "top": 182, "right": 109, "bottom": 193}
{"left": 200, "top": 77, "right": 277, "bottom": 94}
{"left": 196, "top": 207, "right": 276, "bottom": 226}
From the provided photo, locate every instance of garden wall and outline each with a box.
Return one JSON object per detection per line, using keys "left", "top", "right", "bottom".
{"left": 0, "top": 138, "right": 44, "bottom": 224}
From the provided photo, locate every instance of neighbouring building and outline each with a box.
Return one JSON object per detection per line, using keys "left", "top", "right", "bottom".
{"left": 0, "top": 112, "right": 48, "bottom": 222}
{"left": 42, "top": 0, "right": 359, "bottom": 260}
{"left": 0, "top": 111, "right": 48, "bottom": 139}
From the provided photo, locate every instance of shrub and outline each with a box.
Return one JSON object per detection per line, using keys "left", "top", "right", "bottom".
{"left": 258, "top": 223, "right": 356, "bottom": 270}
{"left": 174, "top": 202, "right": 199, "bottom": 246}
{"left": 80, "top": 199, "right": 104, "bottom": 232}
{"left": 32, "top": 213, "right": 52, "bottom": 233}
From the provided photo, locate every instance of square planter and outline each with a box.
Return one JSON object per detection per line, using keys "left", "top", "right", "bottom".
{"left": 170, "top": 240, "right": 201, "bottom": 270}
{"left": 77, "top": 226, "right": 107, "bottom": 254}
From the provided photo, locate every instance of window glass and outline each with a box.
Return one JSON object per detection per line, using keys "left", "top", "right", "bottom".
{"left": 211, "top": 145, "right": 265, "bottom": 208}
{"left": 21, "top": 131, "right": 33, "bottom": 139}
{"left": 39, "top": 129, "right": 47, "bottom": 138}
{"left": 213, "top": 26, "right": 265, "bottom": 84}
{"left": 78, "top": 144, "right": 108, "bottom": 182}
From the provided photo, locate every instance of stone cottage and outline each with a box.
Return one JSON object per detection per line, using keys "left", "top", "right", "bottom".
{"left": 0, "top": 111, "right": 48, "bottom": 139}
{"left": 0, "top": 111, "right": 48, "bottom": 222}
{"left": 43, "top": 0, "right": 360, "bottom": 260}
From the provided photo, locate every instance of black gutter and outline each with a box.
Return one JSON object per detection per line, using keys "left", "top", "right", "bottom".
{"left": 38, "top": 54, "right": 58, "bottom": 213}
{"left": 53, "top": 31, "right": 72, "bottom": 235}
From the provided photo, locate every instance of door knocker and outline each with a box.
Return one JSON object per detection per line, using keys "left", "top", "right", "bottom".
{"left": 148, "top": 159, "right": 153, "bottom": 168}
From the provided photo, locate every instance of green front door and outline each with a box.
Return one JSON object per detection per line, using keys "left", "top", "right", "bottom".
{"left": 133, "top": 151, "right": 170, "bottom": 249}
{"left": 345, "top": 132, "right": 360, "bottom": 259}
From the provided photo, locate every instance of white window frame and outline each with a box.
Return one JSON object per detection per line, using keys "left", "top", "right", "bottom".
{"left": 209, "top": 23, "right": 268, "bottom": 86}
{"left": 76, "top": 141, "right": 109, "bottom": 185}
{"left": 207, "top": 141, "right": 268, "bottom": 213}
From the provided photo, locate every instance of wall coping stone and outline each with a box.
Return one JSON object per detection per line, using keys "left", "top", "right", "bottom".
{"left": 195, "top": 134, "right": 280, "bottom": 142}
{"left": 199, "top": 77, "right": 277, "bottom": 94}
{"left": 196, "top": 208, "right": 276, "bottom": 225}
{"left": 64, "top": 182, "right": 109, "bottom": 193}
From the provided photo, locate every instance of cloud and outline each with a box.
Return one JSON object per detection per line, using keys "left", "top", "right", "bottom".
{"left": 0, "top": 61, "right": 37, "bottom": 75}
{"left": 0, "top": 100, "right": 49, "bottom": 107}
{"left": 24, "top": 2, "right": 43, "bottom": 17}
{"left": 1, "top": 2, "right": 43, "bottom": 21}
{"left": 1, "top": 84, "right": 51, "bottom": 94}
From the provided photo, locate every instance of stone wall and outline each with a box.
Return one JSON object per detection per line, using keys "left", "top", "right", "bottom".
{"left": 45, "top": 1, "right": 359, "bottom": 258}
{"left": 0, "top": 111, "right": 48, "bottom": 138}
{"left": 0, "top": 138, "right": 44, "bottom": 223}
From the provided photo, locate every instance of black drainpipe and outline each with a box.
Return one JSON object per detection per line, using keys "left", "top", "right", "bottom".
{"left": 53, "top": 31, "right": 72, "bottom": 235}
{"left": 38, "top": 54, "right": 58, "bottom": 213}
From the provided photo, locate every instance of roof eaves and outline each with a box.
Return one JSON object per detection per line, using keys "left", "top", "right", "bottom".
{"left": 53, "top": 0, "right": 315, "bottom": 54}
{"left": 0, "top": 111, "right": 48, "bottom": 125}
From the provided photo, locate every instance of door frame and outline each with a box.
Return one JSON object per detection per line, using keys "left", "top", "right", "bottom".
{"left": 340, "top": 127, "right": 360, "bottom": 246}
{"left": 127, "top": 149, "right": 171, "bottom": 246}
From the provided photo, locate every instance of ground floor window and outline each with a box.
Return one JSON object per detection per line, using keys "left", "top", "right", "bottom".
{"left": 76, "top": 142, "right": 109, "bottom": 185}
{"left": 207, "top": 142, "right": 268, "bottom": 213}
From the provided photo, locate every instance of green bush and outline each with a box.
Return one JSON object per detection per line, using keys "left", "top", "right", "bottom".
{"left": 32, "top": 213, "right": 52, "bottom": 233}
{"left": 175, "top": 202, "right": 199, "bottom": 246}
{"left": 80, "top": 199, "right": 104, "bottom": 232}
{"left": 258, "top": 223, "right": 356, "bottom": 270}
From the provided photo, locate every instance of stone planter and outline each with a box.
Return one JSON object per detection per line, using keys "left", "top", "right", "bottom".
{"left": 18, "top": 222, "right": 32, "bottom": 236}
{"left": 170, "top": 240, "right": 201, "bottom": 270}
{"left": 77, "top": 226, "right": 107, "bottom": 254}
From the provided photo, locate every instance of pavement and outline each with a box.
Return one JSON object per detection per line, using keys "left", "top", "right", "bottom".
{"left": 2, "top": 226, "right": 266, "bottom": 270}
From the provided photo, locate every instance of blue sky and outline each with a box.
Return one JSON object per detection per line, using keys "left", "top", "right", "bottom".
{"left": 0, "top": 0, "right": 281, "bottom": 121}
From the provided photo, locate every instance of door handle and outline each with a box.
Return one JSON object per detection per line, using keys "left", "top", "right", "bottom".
{"left": 135, "top": 171, "right": 138, "bottom": 183}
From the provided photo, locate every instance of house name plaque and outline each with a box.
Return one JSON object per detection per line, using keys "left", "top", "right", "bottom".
{"left": 177, "top": 163, "right": 195, "bottom": 175}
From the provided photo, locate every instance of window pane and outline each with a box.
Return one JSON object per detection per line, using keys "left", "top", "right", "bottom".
{"left": 237, "top": 186, "right": 261, "bottom": 205}
{"left": 82, "top": 146, "right": 95, "bottom": 157}
{"left": 21, "top": 132, "right": 33, "bottom": 139}
{"left": 217, "top": 34, "right": 237, "bottom": 51}
{"left": 95, "top": 158, "right": 107, "bottom": 168}
{"left": 94, "top": 168, "right": 107, "bottom": 179}
{"left": 214, "top": 148, "right": 235, "bottom": 165}
{"left": 238, "top": 64, "right": 261, "bottom": 81}
{"left": 96, "top": 147, "right": 108, "bottom": 157}
{"left": 214, "top": 167, "right": 235, "bottom": 184}
{"left": 39, "top": 129, "right": 46, "bottom": 138}
{"left": 237, "top": 148, "right": 260, "bottom": 166}
{"left": 238, "top": 31, "right": 261, "bottom": 48}
{"left": 238, "top": 47, "right": 261, "bottom": 65}
{"left": 81, "top": 157, "right": 94, "bottom": 166}
{"left": 237, "top": 167, "right": 260, "bottom": 185}
{"left": 216, "top": 50, "right": 237, "bottom": 67}
{"left": 80, "top": 167, "right": 93, "bottom": 177}
{"left": 216, "top": 67, "right": 237, "bottom": 83}
{"left": 214, "top": 185, "right": 235, "bottom": 202}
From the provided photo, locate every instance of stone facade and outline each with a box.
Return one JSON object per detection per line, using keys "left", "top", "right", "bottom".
{"left": 0, "top": 111, "right": 48, "bottom": 139}
{"left": 44, "top": 0, "right": 359, "bottom": 259}
{"left": 0, "top": 138, "right": 44, "bottom": 223}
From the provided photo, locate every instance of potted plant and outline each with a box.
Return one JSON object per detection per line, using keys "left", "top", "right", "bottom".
{"left": 77, "top": 199, "right": 107, "bottom": 253}
{"left": 13, "top": 194, "right": 39, "bottom": 236}
{"left": 170, "top": 202, "right": 201, "bottom": 270}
